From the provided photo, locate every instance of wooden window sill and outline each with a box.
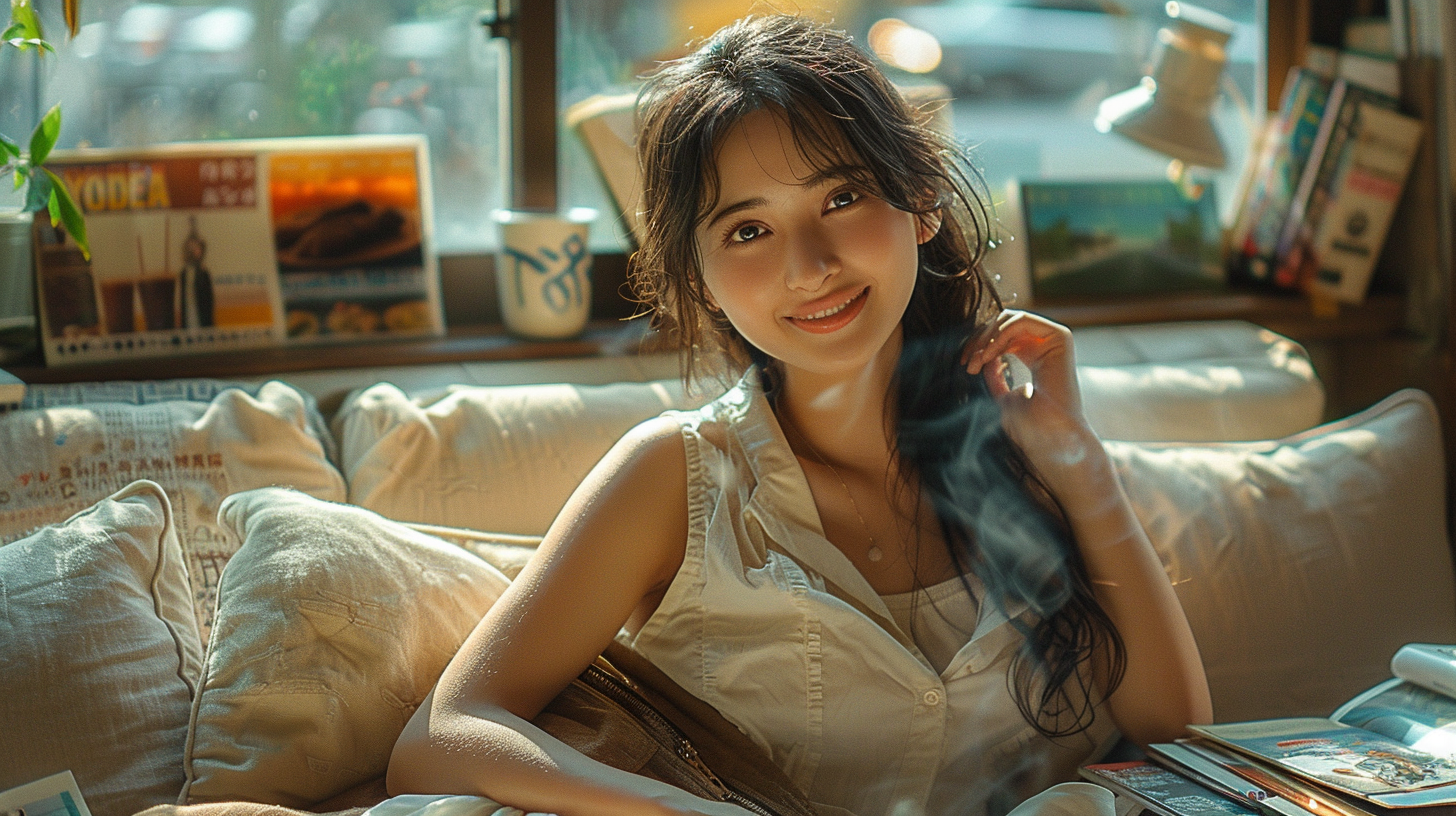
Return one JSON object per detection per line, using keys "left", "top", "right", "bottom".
{"left": 5, "top": 291, "right": 1403, "bottom": 385}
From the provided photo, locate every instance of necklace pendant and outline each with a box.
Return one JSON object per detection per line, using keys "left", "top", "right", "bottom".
{"left": 867, "top": 544, "right": 883, "bottom": 563}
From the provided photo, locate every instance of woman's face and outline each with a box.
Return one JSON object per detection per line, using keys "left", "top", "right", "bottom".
{"left": 694, "top": 108, "right": 932, "bottom": 381}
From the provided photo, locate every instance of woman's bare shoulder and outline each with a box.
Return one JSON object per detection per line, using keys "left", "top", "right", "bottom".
{"left": 543, "top": 413, "right": 690, "bottom": 580}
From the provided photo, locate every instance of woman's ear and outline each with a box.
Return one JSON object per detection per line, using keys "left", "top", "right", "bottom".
{"left": 916, "top": 210, "right": 943, "bottom": 244}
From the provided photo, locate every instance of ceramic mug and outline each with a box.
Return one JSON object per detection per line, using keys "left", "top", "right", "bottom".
{"left": 493, "top": 208, "right": 597, "bottom": 339}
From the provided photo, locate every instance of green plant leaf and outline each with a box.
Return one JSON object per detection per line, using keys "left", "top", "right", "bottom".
{"left": 13, "top": 162, "right": 27, "bottom": 191}
{"left": 8, "top": 0, "right": 42, "bottom": 42}
{"left": 45, "top": 168, "right": 88, "bottom": 260}
{"left": 28, "top": 103, "right": 60, "bottom": 165}
{"left": 4, "top": 36, "right": 50, "bottom": 51}
{"left": 0, "top": 133, "right": 19, "bottom": 161}
{"left": 24, "top": 162, "right": 50, "bottom": 212}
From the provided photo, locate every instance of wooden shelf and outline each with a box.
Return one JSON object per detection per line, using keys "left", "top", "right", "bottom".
{"left": 1031, "top": 291, "right": 1407, "bottom": 342}
{"left": 3, "top": 290, "right": 1406, "bottom": 385}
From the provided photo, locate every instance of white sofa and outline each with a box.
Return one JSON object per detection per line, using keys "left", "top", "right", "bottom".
{"left": 1, "top": 321, "right": 1451, "bottom": 816}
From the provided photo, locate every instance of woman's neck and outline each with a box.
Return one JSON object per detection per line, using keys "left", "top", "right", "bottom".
{"left": 774, "top": 330, "right": 902, "bottom": 476}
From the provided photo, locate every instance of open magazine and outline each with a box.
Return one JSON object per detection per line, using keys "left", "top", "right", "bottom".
{"left": 1086, "top": 644, "right": 1456, "bottom": 816}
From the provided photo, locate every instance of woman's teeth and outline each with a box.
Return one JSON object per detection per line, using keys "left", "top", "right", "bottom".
{"left": 799, "top": 292, "right": 857, "bottom": 320}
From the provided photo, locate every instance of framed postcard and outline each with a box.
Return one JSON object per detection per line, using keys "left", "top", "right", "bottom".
{"left": 34, "top": 135, "right": 443, "bottom": 366}
{"left": 1019, "top": 179, "right": 1224, "bottom": 299}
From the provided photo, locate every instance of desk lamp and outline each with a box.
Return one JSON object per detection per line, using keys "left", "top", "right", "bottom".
{"left": 1095, "top": 1, "right": 1237, "bottom": 170}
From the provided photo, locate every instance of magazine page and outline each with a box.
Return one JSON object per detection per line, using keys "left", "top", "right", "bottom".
{"left": 1331, "top": 680, "right": 1456, "bottom": 762}
{"left": 1174, "top": 739, "right": 1456, "bottom": 816}
{"left": 1190, "top": 720, "right": 1456, "bottom": 804}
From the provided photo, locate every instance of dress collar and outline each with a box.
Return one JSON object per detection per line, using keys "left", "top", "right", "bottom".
{"left": 723, "top": 368, "right": 1032, "bottom": 658}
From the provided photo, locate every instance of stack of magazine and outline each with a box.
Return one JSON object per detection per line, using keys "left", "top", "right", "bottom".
{"left": 1082, "top": 644, "right": 1456, "bottom": 816}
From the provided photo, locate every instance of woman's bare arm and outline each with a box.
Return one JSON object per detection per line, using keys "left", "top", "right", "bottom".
{"left": 965, "top": 311, "right": 1212, "bottom": 746}
{"left": 387, "top": 416, "right": 753, "bottom": 816}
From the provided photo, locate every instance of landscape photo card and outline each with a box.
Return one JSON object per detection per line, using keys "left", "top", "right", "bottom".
{"left": 34, "top": 135, "right": 443, "bottom": 367}
{"left": 1019, "top": 179, "right": 1224, "bottom": 299}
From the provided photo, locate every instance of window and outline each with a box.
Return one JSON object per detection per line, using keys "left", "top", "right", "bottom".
{"left": 4, "top": 0, "right": 503, "bottom": 253}
{"left": 7, "top": 0, "right": 1260, "bottom": 255}
{"left": 561, "top": 0, "right": 1262, "bottom": 242}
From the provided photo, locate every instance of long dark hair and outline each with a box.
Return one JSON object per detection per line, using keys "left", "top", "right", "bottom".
{"left": 628, "top": 14, "right": 1124, "bottom": 739}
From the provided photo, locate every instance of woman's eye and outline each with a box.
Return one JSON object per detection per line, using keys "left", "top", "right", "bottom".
{"left": 828, "top": 190, "right": 860, "bottom": 210}
{"left": 730, "top": 224, "right": 764, "bottom": 243}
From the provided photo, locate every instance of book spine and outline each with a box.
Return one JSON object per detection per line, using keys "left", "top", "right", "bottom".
{"left": 1390, "top": 644, "right": 1456, "bottom": 699}
{"left": 1305, "top": 104, "right": 1422, "bottom": 303}
{"left": 1230, "top": 68, "right": 1332, "bottom": 283}
{"left": 1270, "top": 80, "right": 1400, "bottom": 289}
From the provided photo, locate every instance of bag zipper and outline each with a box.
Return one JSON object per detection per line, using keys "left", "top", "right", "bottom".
{"left": 583, "top": 662, "right": 781, "bottom": 816}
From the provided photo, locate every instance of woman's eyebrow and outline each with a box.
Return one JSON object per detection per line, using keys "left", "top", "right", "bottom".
{"left": 704, "top": 197, "right": 765, "bottom": 231}
{"left": 702, "top": 166, "right": 867, "bottom": 231}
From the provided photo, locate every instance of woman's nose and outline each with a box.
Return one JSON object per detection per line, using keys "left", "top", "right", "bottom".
{"left": 785, "top": 227, "right": 837, "bottom": 291}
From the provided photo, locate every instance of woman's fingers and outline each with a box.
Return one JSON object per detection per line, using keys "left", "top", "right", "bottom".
{"left": 964, "top": 310, "right": 1066, "bottom": 379}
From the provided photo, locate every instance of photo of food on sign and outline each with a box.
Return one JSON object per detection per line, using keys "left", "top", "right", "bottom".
{"left": 269, "top": 147, "right": 436, "bottom": 340}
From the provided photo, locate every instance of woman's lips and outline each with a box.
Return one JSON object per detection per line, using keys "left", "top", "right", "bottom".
{"left": 786, "top": 287, "right": 869, "bottom": 334}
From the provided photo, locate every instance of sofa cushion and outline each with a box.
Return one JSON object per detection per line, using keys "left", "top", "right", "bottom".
{"left": 0, "top": 380, "right": 347, "bottom": 640}
{"left": 1073, "top": 320, "right": 1325, "bottom": 442}
{"left": 181, "top": 488, "right": 510, "bottom": 808}
{"left": 336, "top": 379, "right": 704, "bottom": 535}
{"left": 1110, "top": 388, "right": 1456, "bottom": 722}
{"left": 0, "top": 480, "right": 203, "bottom": 816}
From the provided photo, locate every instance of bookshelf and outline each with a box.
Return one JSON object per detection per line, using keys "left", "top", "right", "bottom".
{"left": 1267, "top": 0, "right": 1456, "bottom": 528}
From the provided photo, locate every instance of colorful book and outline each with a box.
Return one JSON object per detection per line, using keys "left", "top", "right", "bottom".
{"left": 1149, "top": 742, "right": 1319, "bottom": 816}
{"left": 1269, "top": 78, "right": 1401, "bottom": 290}
{"left": 1173, "top": 739, "right": 1402, "bottom": 816}
{"left": 1228, "top": 67, "right": 1331, "bottom": 284}
{"left": 1293, "top": 104, "right": 1421, "bottom": 303}
{"left": 1080, "top": 760, "right": 1265, "bottom": 816}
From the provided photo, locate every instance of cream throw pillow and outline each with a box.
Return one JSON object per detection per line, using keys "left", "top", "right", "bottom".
{"left": 0, "top": 480, "right": 203, "bottom": 816}
{"left": 1075, "top": 320, "right": 1325, "bottom": 442}
{"left": 1110, "top": 388, "right": 1456, "bottom": 722}
{"left": 337, "top": 379, "right": 703, "bottom": 535}
{"left": 182, "top": 488, "right": 511, "bottom": 808}
{"left": 0, "top": 381, "right": 346, "bottom": 639}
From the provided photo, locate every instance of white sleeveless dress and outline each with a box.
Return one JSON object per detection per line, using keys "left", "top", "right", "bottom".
{"left": 622, "top": 373, "right": 1118, "bottom": 816}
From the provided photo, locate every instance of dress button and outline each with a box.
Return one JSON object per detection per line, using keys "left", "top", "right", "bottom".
{"left": 923, "top": 689, "right": 942, "bottom": 706}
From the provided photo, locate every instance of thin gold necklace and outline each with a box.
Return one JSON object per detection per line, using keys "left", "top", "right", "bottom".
{"left": 782, "top": 413, "right": 886, "bottom": 564}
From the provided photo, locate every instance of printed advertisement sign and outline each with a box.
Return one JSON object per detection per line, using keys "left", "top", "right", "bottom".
{"left": 34, "top": 136, "right": 442, "bottom": 366}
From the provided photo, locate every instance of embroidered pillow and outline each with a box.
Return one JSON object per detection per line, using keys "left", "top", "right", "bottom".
{"left": 0, "top": 480, "right": 202, "bottom": 816}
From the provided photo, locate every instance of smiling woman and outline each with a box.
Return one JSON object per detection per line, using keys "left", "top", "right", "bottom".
{"left": 387, "top": 14, "right": 1210, "bottom": 816}
{"left": 694, "top": 109, "right": 926, "bottom": 373}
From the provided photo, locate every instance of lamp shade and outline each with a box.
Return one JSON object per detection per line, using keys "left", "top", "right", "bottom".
{"left": 1096, "top": 2, "right": 1236, "bottom": 169}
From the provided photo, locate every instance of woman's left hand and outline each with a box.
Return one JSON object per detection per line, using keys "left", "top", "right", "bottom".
{"left": 962, "top": 309, "right": 1100, "bottom": 485}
